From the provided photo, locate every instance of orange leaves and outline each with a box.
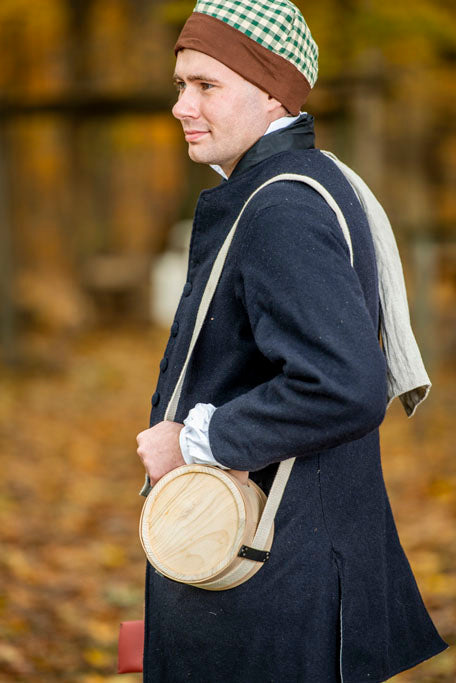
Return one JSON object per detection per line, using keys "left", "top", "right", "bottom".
{"left": 1, "top": 326, "right": 455, "bottom": 680}
{"left": 0, "top": 327, "right": 166, "bottom": 680}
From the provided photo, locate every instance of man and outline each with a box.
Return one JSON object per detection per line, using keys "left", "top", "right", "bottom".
{"left": 136, "top": 1, "right": 447, "bottom": 681}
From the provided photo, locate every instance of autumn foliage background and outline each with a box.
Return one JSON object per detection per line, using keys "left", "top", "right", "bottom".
{"left": 0, "top": 1, "right": 455, "bottom": 681}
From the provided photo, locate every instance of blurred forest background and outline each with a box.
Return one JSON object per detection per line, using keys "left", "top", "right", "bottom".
{"left": 0, "top": 0, "right": 455, "bottom": 681}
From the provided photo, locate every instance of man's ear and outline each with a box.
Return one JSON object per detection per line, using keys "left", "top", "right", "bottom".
{"left": 267, "top": 94, "right": 288, "bottom": 116}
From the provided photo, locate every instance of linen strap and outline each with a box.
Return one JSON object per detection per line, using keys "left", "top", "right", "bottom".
{"left": 140, "top": 174, "right": 355, "bottom": 572}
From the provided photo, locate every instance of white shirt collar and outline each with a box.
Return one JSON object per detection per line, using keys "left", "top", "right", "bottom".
{"left": 210, "top": 112, "right": 306, "bottom": 180}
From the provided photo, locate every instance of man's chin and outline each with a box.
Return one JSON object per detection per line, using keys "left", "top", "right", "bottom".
{"left": 188, "top": 146, "right": 217, "bottom": 166}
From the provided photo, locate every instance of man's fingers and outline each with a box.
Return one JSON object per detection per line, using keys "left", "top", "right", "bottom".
{"left": 228, "top": 469, "right": 249, "bottom": 485}
{"left": 136, "top": 432, "right": 149, "bottom": 464}
{"left": 136, "top": 430, "right": 147, "bottom": 445}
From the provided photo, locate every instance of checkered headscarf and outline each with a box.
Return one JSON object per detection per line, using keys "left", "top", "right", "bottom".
{"left": 175, "top": 0, "right": 319, "bottom": 115}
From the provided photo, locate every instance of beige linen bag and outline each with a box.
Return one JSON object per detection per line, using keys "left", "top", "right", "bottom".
{"left": 140, "top": 174, "right": 354, "bottom": 590}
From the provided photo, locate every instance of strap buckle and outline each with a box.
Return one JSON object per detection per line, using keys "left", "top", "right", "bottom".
{"left": 238, "top": 545, "right": 271, "bottom": 563}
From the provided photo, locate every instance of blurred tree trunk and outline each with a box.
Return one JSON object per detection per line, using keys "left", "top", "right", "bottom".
{"left": 66, "top": 0, "right": 93, "bottom": 85}
{"left": 0, "top": 126, "right": 16, "bottom": 365}
{"left": 66, "top": 0, "right": 94, "bottom": 257}
{"left": 351, "top": 50, "right": 386, "bottom": 197}
{"left": 403, "top": 90, "right": 435, "bottom": 369}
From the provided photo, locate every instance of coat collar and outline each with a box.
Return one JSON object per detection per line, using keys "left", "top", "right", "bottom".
{"left": 229, "top": 113, "right": 315, "bottom": 181}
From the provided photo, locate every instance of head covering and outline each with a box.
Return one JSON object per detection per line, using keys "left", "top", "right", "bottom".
{"left": 174, "top": 0, "right": 319, "bottom": 116}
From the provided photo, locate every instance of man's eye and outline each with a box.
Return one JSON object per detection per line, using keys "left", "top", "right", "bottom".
{"left": 175, "top": 81, "right": 185, "bottom": 92}
{"left": 201, "top": 83, "right": 214, "bottom": 91}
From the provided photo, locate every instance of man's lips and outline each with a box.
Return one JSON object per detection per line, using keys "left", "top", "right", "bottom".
{"left": 184, "top": 130, "right": 210, "bottom": 142}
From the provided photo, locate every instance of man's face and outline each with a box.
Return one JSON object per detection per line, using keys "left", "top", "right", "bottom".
{"left": 172, "top": 49, "right": 279, "bottom": 177}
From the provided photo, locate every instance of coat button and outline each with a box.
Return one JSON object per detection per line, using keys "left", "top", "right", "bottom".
{"left": 160, "top": 357, "right": 168, "bottom": 373}
{"left": 171, "top": 321, "right": 179, "bottom": 337}
{"left": 151, "top": 392, "right": 160, "bottom": 407}
{"left": 183, "top": 282, "right": 193, "bottom": 297}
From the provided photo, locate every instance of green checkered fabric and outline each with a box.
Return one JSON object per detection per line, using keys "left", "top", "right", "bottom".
{"left": 193, "top": 0, "right": 318, "bottom": 87}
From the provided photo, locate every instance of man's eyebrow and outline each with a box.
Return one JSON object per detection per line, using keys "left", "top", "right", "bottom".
{"left": 172, "top": 73, "right": 221, "bottom": 84}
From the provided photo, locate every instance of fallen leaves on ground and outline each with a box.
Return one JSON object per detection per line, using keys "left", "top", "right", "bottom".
{"left": 0, "top": 327, "right": 454, "bottom": 681}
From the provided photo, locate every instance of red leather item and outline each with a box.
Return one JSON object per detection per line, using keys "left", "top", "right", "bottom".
{"left": 118, "top": 620, "right": 144, "bottom": 673}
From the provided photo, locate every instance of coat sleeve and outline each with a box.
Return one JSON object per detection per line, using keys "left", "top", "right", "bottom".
{"left": 208, "top": 189, "right": 388, "bottom": 472}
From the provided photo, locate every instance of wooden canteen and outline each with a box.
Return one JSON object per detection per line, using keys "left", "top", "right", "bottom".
{"left": 140, "top": 464, "right": 274, "bottom": 591}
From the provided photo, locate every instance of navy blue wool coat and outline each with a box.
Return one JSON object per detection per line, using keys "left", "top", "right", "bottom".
{"left": 143, "top": 116, "right": 446, "bottom": 682}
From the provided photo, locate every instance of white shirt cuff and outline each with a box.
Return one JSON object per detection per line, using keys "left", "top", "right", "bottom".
{"left": 179, "top": 403, "right": 230, "bottom": 470}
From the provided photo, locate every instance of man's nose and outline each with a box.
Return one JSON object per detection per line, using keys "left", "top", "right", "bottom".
{"left": 172, "top": 88, "right": 199, "bottom": 120}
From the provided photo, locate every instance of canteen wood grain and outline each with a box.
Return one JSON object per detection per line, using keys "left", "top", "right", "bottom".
{"left": 140, "top": 464, "right": 273, "bottom": 590}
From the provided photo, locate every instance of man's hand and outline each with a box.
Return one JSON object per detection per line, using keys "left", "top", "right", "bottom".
{"left": 136, "top": 421, "right": 185, "bottom": 487}
{"left": 136, "top": 420, "right": 250, "bottom": 486}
